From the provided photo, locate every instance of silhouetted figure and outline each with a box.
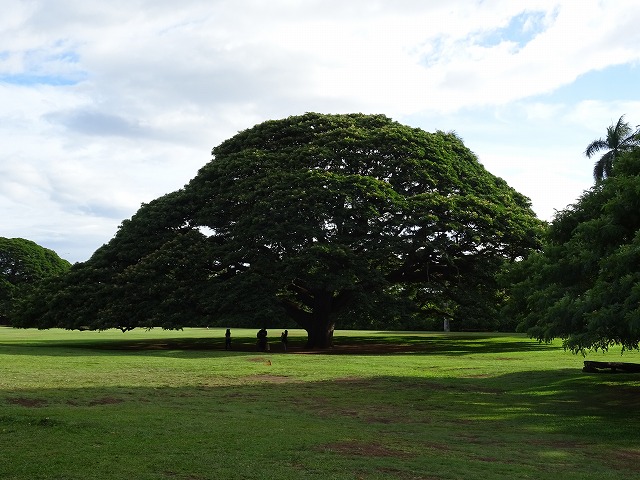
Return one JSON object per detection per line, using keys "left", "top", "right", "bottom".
{"left": 257, "top": 328, "right": 268, "bottom": 351}
{"left": 225, "top": 329, "right": 231, "bottom": 350}
{"left": 281, "top": 330, "right": 288, "bottom": 352}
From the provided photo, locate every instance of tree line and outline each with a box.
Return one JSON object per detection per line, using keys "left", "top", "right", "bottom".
{"left": 503, "top": 115, "right": 640, "bottom": 352}
{"left": 2, "top": 113, "right": 639, "bottom": 351}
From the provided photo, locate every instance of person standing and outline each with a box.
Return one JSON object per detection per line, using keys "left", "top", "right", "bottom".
{"left": 257, "top": 328, "right": 268, "bottom": 351}
{"left": 225, "top": 329, "right": 231, "bottom": 350}
{"left": 281, "top": 330, "right": 288, "bottom": 352}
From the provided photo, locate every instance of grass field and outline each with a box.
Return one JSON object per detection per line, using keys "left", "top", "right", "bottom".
{"left": 0, "top": 327, "right": 639, "bottom": 480}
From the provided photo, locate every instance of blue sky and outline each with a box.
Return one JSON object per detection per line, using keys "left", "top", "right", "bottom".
{"left": 1, "top": 0, "right": 639, "bottom": 262}
{"left": 478, "top": 10, "right": 549, "bottom": 49}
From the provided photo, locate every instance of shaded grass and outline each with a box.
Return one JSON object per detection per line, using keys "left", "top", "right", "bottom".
{"left": 0, "top": 328, "right": 639, "bottom": 479}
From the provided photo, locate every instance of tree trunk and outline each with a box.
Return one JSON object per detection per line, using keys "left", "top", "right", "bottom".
{"left": 280, "top": 288, "right": 337, "bottom": 349}
{"left": 305, "top": 317, "right": 335, "bottom": 349}
{"left": 305, "top": 290, "right": 335, "bottom": 349}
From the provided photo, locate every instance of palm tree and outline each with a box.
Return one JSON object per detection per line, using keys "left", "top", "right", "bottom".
{"left": 585, "top": 115, "right": 640, "bottom": 181}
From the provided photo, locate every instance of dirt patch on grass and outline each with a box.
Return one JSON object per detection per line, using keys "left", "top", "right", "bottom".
{"left": 318, "top": 440, "right": 412, "bottom": 458}
{"left": 476, "top": 456, "right": 501, "bottom": 462}
{"left": 610, "top": 449, "right": 640, "bottom": 470}
{"left": 422, "top": 441, "right": 452, "bottom": 452}
{"left": 222, "top": 392, "right": 261, "bottom": 401}
{"left": 455, "top": 434, "right": 490, "bottom": 445}
{"left": 301, "top": 401, "right": 409, "bottom": 424}
{"left": 88, "top": 396, "right": 125, "bottom": 406}
{"left": 404, "top": 380, "right": 503, "bottom": 395}
{"left": 63, "top": 396, "right": 125, "bottom": 407}
{"left": 602, "top": 448, "right": 640, "bottom": 470}
{"left": 7, "top": 397, "right": 48, "bottom": 408}
{"left": 333, "top": 377, "right": 379, "bottom": 387}
{"left": 364, "top": 416, "right": 396, "bottom": 424}
{"left": 530, "top": 439, "right": 589, "bottom": 449}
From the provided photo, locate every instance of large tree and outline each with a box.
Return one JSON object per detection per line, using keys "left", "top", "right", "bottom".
{"left": 504, "top": 147, "right": 640, "bottom": 352}
{"left": 15, "top": 113, "right": 542, "bottom": 347}
{"left": 0, "top": 237, "right": 71, "bottom": 324}
{"left": 585, "top": 115, "right": 640, "bottom": 181}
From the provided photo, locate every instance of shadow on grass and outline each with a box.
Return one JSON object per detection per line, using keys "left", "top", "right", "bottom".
{"left": 0, "top": 331, "right": 561, "bottom": 358}
{"left": 1, "top": 369, "right": 639, "bottom": 479}
{"left": 321, "top": 334, "right": 561, "bottom": 355}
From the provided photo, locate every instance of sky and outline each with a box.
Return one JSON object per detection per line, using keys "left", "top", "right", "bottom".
{"left": 1, "top": 0, "right": 640, "bottom": 263}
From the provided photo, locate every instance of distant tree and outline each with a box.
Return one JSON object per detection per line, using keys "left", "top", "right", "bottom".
{"left": 585, "top": 115, "right": 640, "bottom": 181}
{"left": 0, "top": 237, "right": 71, "bottom": 324}
{"left": 505, "top": 148, "right": 640, "bottom": 352}
{"left": 15, "top": 113, "right": 543, "bottom": 347}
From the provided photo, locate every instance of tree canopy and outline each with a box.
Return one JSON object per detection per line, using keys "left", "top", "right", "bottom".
{"left": 0, "top": 237, "right": 71, "bottom": 324}
{"left": 14, "top": 113, "right": 543, "bottom": 347}
{"left": 585, "top": 115, "right": 640, "bottom": 181}
{"left": 504, "top": 147, "right": 640, "bottom": 352}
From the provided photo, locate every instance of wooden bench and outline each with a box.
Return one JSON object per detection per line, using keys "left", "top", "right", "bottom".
{"left": 583, "top": 361, "right": 640, "bottom": 373}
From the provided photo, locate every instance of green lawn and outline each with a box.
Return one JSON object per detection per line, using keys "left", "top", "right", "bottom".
{"left": 0, "top": 327, "right": 639, "bottom": 479}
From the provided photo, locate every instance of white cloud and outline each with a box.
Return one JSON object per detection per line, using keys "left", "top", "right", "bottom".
{"left": 567, "top": 100, "right": 640, "bottom": 134}
{"left": 1, "top": 0, "right": 639, "bottom": 261}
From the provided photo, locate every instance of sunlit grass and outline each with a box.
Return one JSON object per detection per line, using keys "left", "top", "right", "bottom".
{"left": 0, "top": 327, "right": 639, "bottom": 479}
